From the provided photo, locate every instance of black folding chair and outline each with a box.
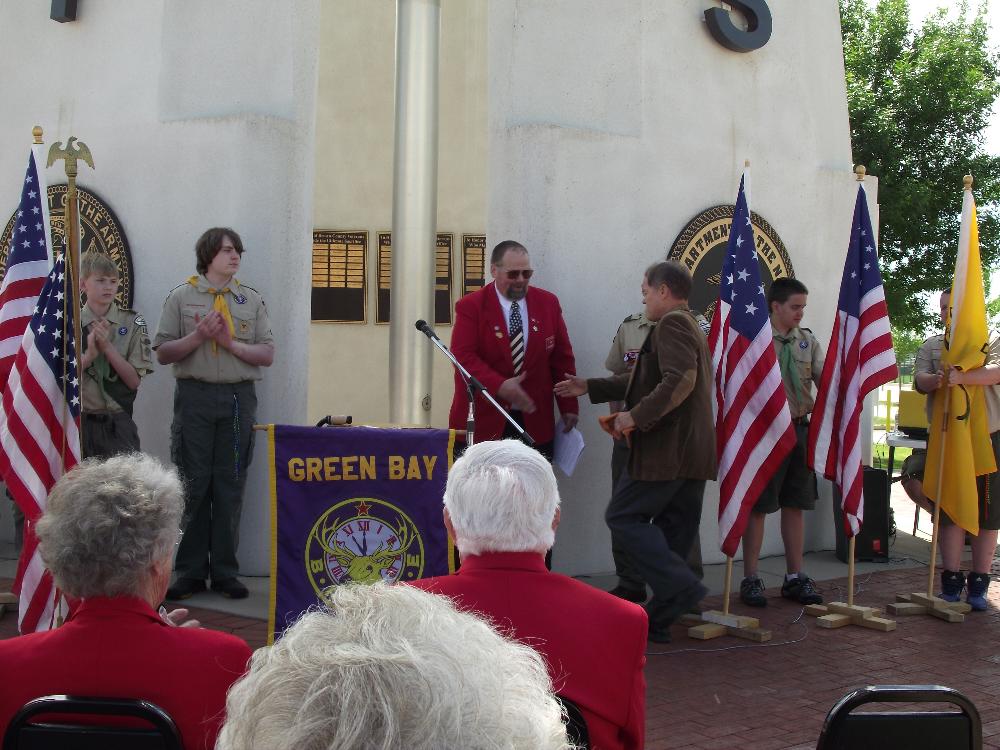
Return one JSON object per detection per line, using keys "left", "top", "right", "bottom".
{"left": 2, "top": 695, "right": 183, "bottom": 750}
{"left": 555, "top": 693, "right": 590, "bottom": 749}
{"left": 816, "top": 685, "right": 981, "bottom": 750}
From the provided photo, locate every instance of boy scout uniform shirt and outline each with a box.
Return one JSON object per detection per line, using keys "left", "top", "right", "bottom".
{"left": 605, "top": 310, "right": 711, "bottom": 375}
{"left": 915, "top": 332, "right": 1000, "bottom": 433}
{"left": 153, "top": 276, "right": 274, "bottom": 383}
{"left": 772, "top": 324, "right": 824, "bottom": 419}
{"left": 81, "top": 303, "right": 153, "bottom": 413}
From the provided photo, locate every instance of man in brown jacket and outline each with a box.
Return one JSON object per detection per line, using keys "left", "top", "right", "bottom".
{"left": 556, "top": 261, "right": 717, "bottom": 642}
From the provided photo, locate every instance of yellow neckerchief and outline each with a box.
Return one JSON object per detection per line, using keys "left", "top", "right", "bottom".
{"left": 188, "top": 275, "right": 236, "bottom": 354}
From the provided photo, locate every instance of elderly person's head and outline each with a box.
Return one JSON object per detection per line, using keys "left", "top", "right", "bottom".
{"left": 444, "top": 439, "right": 560, "bottom": 556}
{"left": 217, "top": 582, "right": 573, "bottom": 750}
{"left": 35, "top": 453, "right": 183, "bottom": 606}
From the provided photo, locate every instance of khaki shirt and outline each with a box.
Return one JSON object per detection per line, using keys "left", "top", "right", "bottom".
{"left": 915, "top": 332, "right": 1000, "bottom": 433}
{"left": 605, "top": 310, "right": 710, "bottom": 376}
{"left": 81, "top": 303, "right": 153, "bottom": 413}
{"left": 153, "top": 276, "right": 274, "bottom": 383}
{"left": 772, "top": 324, "right": 824, "bottom": 419}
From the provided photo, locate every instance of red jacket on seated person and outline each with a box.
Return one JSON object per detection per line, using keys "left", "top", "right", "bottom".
{"left": 413, "top": 551, "right": 647, "bottom": 750}
{"left": 0, "top": 597, "right": 251, "bottom": 750}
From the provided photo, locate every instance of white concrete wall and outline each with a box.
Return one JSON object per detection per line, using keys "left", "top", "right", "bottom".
{"left": 0, "top": 0, "right": 320, "bottom": 575}
{"left": 487, "top": 0, "right": 867, "bottom": 572}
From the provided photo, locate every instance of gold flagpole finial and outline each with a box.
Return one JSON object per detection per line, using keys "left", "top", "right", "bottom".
{"left": 855, "top": 165, "right": 866, "bottom": 181}
{"left": 32, "top": 126, "right": 43, "bottom": 144}
{"left": 964, "top": 174, "right": 974, "bottom": 191}
{"left": 744, "top": 159, "right": 750, "bottom": 168}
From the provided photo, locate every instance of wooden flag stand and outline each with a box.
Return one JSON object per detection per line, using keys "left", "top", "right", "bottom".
{"left": 804, "top": 536, "right": 896, "bottom": 631}
{"left": 682, "top": 558, "right": 772, "bottom": 642}
{"left": 887, "top": 369, "right": 970, "bottom": 623}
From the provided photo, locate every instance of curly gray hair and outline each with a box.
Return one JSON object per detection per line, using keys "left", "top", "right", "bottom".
{"left": 35, "top": 453, "right": 183, "bottom": 599}
{"left": 217, "top": 583, "right": 575, "bottom": 750}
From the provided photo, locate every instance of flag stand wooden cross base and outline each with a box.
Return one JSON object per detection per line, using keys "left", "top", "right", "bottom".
{"left": 681, "top": 558, "right": 772, "bottom": 642}
{"left": 804, "top": 538, "right": 896, "bottom": 631}
{"left": 888, "top": 592, "right": 970, "bottom": 622}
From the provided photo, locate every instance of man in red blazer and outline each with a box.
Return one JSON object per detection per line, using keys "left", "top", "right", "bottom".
{"left": 449, "top": 240, "right": 578, "bottom": 456}
{"left": 412, "top": 440, "right": 647, "bottom": 750}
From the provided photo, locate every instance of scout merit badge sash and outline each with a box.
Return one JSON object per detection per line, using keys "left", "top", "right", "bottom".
{"left": 266, "top": 425, "right": 457, "bottom": 642}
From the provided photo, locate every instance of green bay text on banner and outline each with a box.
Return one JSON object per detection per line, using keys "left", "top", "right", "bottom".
{"left": 266, "top": 425, "right": 457, "bottom": 642}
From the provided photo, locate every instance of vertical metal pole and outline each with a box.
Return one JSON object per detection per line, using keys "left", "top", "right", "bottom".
{"left": 389, "top": 0, "right": 440, "bottom": 426}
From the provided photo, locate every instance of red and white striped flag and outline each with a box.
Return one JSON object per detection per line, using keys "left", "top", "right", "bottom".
{"left": 709, "top": 171, "right": 796, "bottom": 557}
{"left": 0, "top": 248, "right": 81, "bottom": 633}
{"left": 808, "top": 184, "right": 896, "bottom": 536}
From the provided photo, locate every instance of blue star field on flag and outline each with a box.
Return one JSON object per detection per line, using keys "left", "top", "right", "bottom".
{"left": 718, "top": 175, "right": 769, "bottom": 339}
{"left": 7, "top": 151, "right": 49, "bottom": 266}
{"left": 838, "top": 185, "right": 882, "bottom": 315}
{"left": 31, "top": 253, "right": 80, "bottom": 418}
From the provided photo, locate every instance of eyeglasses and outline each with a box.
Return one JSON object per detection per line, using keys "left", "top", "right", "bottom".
{"left": 503, "top": 269, "right": 534, "bottom": 280}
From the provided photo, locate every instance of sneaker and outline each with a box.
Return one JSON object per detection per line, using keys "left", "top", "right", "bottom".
{"left": 938, "top": 570, "right": 965, "bottom": 603}
{"left": 781, "top": 574, "right": 823, "bottom": 605}
{"left": 608, "top": 585, "right": 647, "bottom": 603}
{"left": 966, "top": 572, "right": 990, "bottom": 611}
{"left": 740, "top": 575, "right": 767, "bottom": 607}
{"left": 165, "top": 578, "right": 206, "bottom": 601}
{"left": 211, "top": 578, "right": 249, "bottom": 600}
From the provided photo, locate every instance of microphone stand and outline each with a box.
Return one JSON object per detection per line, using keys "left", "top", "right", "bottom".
{"left": 415, "top": 321, "right": 534, "bottom": 447}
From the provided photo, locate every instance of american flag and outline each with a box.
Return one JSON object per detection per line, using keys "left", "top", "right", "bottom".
{"left": 0, "top": 251, "right": 81, "bottom": 633}
{"left": 808, "top": 184, "right": 896, "bottom": 536}
{"left": 0, "top": 147, "right": 52, "bottom": 388}
{"left": 709, "top": 172, "right": 796, "bottom": 557}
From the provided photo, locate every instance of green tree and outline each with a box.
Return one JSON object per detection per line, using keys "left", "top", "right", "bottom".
{"left": 840, "top": 0, "right": 1000, "bottom": 332}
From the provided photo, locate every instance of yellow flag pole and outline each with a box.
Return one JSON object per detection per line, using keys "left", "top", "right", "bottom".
{"left": 722, "top": 557, "right": 733, "bottom": 616}
{"left": 927, "top": 368, "right": 951, "bottom": 598}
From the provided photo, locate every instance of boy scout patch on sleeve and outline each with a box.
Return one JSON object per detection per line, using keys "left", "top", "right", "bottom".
{"left": 799, "top": 340, "right": 808, "bottom": 349}
{"left": 624, "top": 349, "right": 640, "bottom": 365}
{"left": 118, "top": 326, "right": 128, "bottom": 336}
{"left": 234, "top": 294, "right": 247, "bottom": 304}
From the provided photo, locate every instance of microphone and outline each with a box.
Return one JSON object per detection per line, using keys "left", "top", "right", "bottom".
{"left": 415, "top": 319, "right": 439, "bottom": 340}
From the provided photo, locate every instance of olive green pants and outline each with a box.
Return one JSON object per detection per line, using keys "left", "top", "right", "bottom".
{"left": 171, "top": 379, "right": 257, "bottom": 582}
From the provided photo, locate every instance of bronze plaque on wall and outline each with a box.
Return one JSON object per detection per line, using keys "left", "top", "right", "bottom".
{"left": 1, "top": 184, "right": 135, "bottom": 308}
{"left": 311, "top": 230, "right": 367, "bottom": 323}
{"left": 461, "top": 234, "right": 486, "bottom": 297}
{"left": 376, "top": 232, "right": 454, "bottom": 325}
{"left": 667, "top": 205, "right": 793, "bottom": 321}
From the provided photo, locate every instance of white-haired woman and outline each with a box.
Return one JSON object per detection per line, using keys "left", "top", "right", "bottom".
{"left": 218, "top": 582, "right": 576, "bottom": 750}
{"left": 0, "top": 453, "right": 251, "bottom": 750}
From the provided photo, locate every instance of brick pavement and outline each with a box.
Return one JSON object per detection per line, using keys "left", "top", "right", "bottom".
{"left": 3, "top": 563, "right": 998, "bottom": 749}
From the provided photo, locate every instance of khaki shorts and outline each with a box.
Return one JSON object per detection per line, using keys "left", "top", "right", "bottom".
{"left": 753, "top": 422, "right": 818, "bottom": 514}
{"left": 901, "top": 436, "right": 1000, "bottom": 531}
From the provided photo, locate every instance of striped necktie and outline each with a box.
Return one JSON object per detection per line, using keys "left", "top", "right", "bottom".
{"left": 509, "top": 302, "right": 524, "bottom": 374}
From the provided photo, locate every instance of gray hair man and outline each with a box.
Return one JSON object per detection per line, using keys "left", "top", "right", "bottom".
{"left": 0, "top": 454, "right": 251, "bottom": 750}
{"left": 413, "top": 439, "right": 647, "bottom": 750}
{"left": 217, "top": 582, "right": 572, "bottom": 750}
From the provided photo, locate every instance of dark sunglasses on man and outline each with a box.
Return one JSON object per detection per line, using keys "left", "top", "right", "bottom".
{"left": 504, "top": 269, "right": 534, "bottom": 280}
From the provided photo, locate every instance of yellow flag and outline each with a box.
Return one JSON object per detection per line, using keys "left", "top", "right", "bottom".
{"left": 923, "top": 187, "right": 995, "bottom": 534}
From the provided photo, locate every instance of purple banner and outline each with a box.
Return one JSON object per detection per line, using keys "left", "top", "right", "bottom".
{"left": 267, "top": 425, "right": 456, "bottom": 641}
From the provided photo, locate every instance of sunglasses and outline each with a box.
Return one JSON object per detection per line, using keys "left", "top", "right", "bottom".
{"left": 502, "top": 269, "right": 534, "bottom": 280}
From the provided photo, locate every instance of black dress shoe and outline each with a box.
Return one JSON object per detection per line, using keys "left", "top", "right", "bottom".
{"left": 211, "top": 578, "right": 249, "bottom": 599}
{"left": 165, "top": 578, "right": 206, "bottom": 600}
{"left": 646, "top": 583, "right": 708, "bottom": 633}
{"left": 608, "top": 585, "right": 647, "bottom": 603}
{"left": 647, "top": 624, "right": 672, "bottom": 644}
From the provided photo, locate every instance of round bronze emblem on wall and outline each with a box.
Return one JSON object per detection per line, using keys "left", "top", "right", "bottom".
{"left": 667, "top": 205, "right": 793, "bottom": 321}
{"left": 1, "top": 184, "right": 134, "bottom": 308}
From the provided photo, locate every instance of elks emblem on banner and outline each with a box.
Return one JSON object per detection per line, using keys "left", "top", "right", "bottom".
{"left": 306, "top": 497, "right": 424, "bottom": 593}
{"left": 268, "top": 424, "right": 456, "bottom": 642}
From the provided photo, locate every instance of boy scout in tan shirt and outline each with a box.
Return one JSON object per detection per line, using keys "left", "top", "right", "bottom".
{"left": 154, "top": 227, "right": 274, "bottom": 601}
{"left": 740, "top": 277, "right": 825, "bottom": 608}
{"left": 79, "top": 253, "right": 153, "bottom": 458}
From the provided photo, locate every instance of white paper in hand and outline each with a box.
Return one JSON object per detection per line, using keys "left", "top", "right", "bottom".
{"left": 553, "top": 426, "right": 585, "bottom": 477}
